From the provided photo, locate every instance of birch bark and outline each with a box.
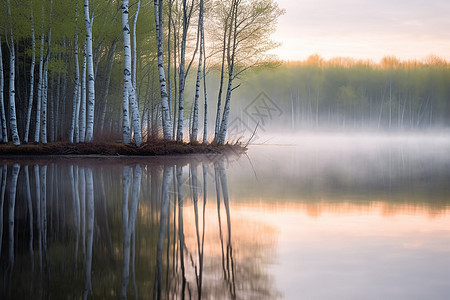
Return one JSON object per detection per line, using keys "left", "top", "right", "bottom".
{"left": 154, "top": 0, "right": 173, "bottom": 140}
{"left": 24, "top": 2, "right": 36, "bottom": 144}
{"left": 70, "top": 7, "right": 80, "bottom": 143}
{"left": 84, "top": 0, "right": 95, "bottom": 142}
{"left": 6, "top": 0, "right": 20, "bottom": 145}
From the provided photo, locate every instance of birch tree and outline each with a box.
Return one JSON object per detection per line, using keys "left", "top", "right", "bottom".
{"left": 79, "top": 46, "right": 87, "bottom": 142}
{"left": 190, "top": 0, "right": 205, "bottom": 143}
{"left": 41, "top": 0, "right": 53, "bottom": 145}
{"left": 6, "top": 0, "right": 20, "bottom": 145}
{"left": 84, "top": 0, "right": 95, "bottom": 142}
{"left": 202, "top": 29, "right": 208, "bottom": 144}
{"left": 215, "top": 0, "right": 283, "bottom": 144}
{"left": 70, "top": 2, "right": 81, "bottom": 144}
{"left": 34, "top": 6, "right": 45, "bottom": 144}
{"left": 122, "top": 0, "right": 142, "bottom": 146}
{"left": 154, "top": 0, "right": 173, "bottom": 140}
{"left": 24, "top": 2, "right": 36, "bottom": 144}
{"left": 176, "top": 0, "right": 196, "bottom": 142}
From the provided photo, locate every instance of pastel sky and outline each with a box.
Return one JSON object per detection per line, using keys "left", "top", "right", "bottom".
{"left": 270, "top": 0, "right": 450, "bottom": 62}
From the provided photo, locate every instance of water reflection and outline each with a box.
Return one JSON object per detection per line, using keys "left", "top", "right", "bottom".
{"left": 0, "top": 136, "right": 449, "bottom": 299}
{"left": 0, "top": 156, "right": 278, "bottom": 299}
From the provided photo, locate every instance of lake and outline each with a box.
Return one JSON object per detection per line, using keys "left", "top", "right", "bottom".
{"left": 1, "top": 133, "right": 450, "bottom": 299}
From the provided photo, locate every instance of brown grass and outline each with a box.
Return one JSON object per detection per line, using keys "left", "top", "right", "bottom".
{"left": 0, "top": 140, "right": 247, "bottom": 157}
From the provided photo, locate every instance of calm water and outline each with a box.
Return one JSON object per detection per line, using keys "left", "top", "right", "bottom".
{"left": 1, "top": 133, "right": 450, "bottom": 299}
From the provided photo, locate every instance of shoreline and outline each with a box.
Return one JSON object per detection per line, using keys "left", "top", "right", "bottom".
{"left": 0, "top": 141, "right": 247, "bottom": 157}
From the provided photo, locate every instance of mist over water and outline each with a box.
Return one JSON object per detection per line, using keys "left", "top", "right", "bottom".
{"left": 1, "top": 131, "right": 449, "bottom": 299}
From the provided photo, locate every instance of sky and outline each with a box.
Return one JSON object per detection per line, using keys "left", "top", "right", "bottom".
{"left": 269, "top": 0, "right": 450, "bottom": 62}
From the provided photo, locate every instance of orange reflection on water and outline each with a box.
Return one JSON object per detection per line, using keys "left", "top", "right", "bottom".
{"left": 222, "top": 200, "right": 450, "bottom": 299}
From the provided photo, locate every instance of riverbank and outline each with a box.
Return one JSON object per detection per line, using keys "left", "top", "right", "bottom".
{"left": 0, "top": 140, "right": 246, "bottom": 156}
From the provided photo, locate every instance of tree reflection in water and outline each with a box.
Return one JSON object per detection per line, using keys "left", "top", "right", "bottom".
{"left": 0, "top": 156, "right": 277, "bottom": 299}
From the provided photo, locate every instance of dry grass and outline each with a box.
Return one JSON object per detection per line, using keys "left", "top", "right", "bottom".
{"left": 0, "top": 140, "right": 247, "bottom": 157}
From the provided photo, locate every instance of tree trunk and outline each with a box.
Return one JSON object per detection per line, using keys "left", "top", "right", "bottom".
{"left": 214, "top": 11, "right": 230, "bottom": 141}
{"left": 34, "top": 21, "right": 45, "bottom": 143}
{"left": 40, "top": 0, "right": 53, "bottom": 145}
{"left": 202, "top": 28, "right": 208, "bottom": 145}
{"left": 191, "top": 0, "right": 204, "bottom": 143}
{"left": 79, "top": 46, "right": 87, "bottom": 142}
{"left": 217, "top": 1, "right": 238, "bottom": 145}
{"left": 84, "top": 0, "right": 95, "bottom": 142}
{"left": 6, "top": 0, "right": 20, "bottom": 145}
{"left": 154, "top": 0, "right": 173, "bottom": 140}
{"left": 176, "top": 0, "right": 192, "bottom": 142}
{"left": 24, "top": 3, "right": 36, "bottom": 144}
{"left": 122, "top": 0, "right": 142, "bottom": 146}
{"left": 70, "top": 9, "right": 80, "bottom": 143}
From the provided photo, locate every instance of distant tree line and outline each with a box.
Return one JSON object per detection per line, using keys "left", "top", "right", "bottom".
{"left": 234, "top": 54, "right": 450, "bottom": 131}
{"left": 0, "top": 0, "right": 283, "bottom": 145}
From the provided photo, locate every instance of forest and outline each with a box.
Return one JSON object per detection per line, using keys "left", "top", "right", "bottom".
{"left": 231, "top": 55, "right": 450, "bottom": 133}
{"left": 0, "top": 0, "right": 283, "bottom": 146}
{"left": 1, "top": 0, "right": 448, "bottom": 150}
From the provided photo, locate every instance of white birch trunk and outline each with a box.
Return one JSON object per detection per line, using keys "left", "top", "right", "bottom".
{"left": 121, "top": 0, "right": 142, "bottom": 146}
{"left": 75, "top": 73, "right": 82, "bottom": 143}
{"left": 167, "top": 0, "right": 173, "bottom": 121}
{"left": 24, "top": 2, "right": 36, "bottom": 144}
{"left": 34, "top": 26, "right": 45, "bottom": 143}
{"left": 41, "top": 60, "right": 49, "bottom": 144}
{"left": 40, "top": 0, "right": 52, "bottom": 145}
{"left": 84, "top": 0, "right": 95, "bottom": 142}
{"left": 79, "top": 46, "right": 87, "bottom": 142}
{"left": 130, "top": 0, "right": 142, "bottom": 146}
{"left": 191, "top": 0, "right": 204, "bottom": 143}
{"left": 70, "top": 9, "right": 80, "bottom": 143}
{"left": 132, "top": 0, "right": 140, "bottom": 89}
{"left": 0, "top": 37, "right": 7, "bottom": 143}
{"left": 176, "top": 1, "right": 188, "bottom": 142}
{"left": 202, "top": 27, "right": 208, "bottom": 145}
{"left": 122, "top": 82, "right": 131, "bottom": 144}
{"left": 217, "top": 3, "right": 238, "bottom": 145}
{"left": 214, "top": 20, "right": 229, "bottom": 141}
{"left": 121, "top": 1, "right": 132, "bottom": 145}
{"left": 6, "top": 0, "right": 20, "bottom": 145}
{"left": 217, "top": 75, "right": 234, "bottom": 144}
{"left": 154, "top": 0, "right": 173, "bottom": 140}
